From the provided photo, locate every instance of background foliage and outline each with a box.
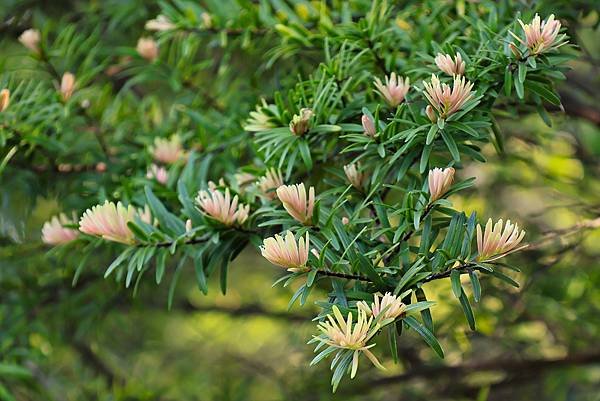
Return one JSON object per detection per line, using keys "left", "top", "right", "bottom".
{"left": 1, "top": 0, "right": 599, "bottom": 400}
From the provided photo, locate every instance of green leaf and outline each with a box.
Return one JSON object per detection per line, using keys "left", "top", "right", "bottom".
{"left": 311, "top": 124, "right": 341, "bottom": 133}
{"left": 0, "top": 363, "right": 32, "bottom": 379}
{"left": 288, "top": 284, "right": 307, "bottom": 310}
{"left": 388, "top": 325, "right": 399, "bottom": 364}
{"left": 194, "top": 254, "right": 208, "bottom": 294}
{"left": 514, "top": 71, "right": 524, "bottom": 99}
{"left": 104, "top": 247, "right": 134, "bottom": 278}
{"left": 155, "top": 248, "right": 167, "bottom": 284}
{"left": 487, "top": 268, "right": 520, "bottom": 287}
{"left": 0, "top": 382, "right": 17, "bottom": 401}
{"left": 168, "top": 256, "right": 186, "bottom": 310}
{"left": 306, "top": 269, "right": 318, "bottom": 287}
{"left": 451, "top": 269, "right": 462, "bottom": 298}
{"left": 332, "top": 279, "right": 348, "bottom": 307}
{"left": 72, "top": 251, "right": 90, "bottom": 286}
{"left": 415, "top": 288, "right": 434, "bottom": 332}
{"left": 419, "top": 144, "right": 432, "bottom": 173}
{"left": 524, "top": 80, "right": 561, "bottom": 106}
{"left": 355, "top": 256, "right": 386, "bottom": 289}
{"left": 426, "top": 124, "right": 438, "bottom": 145}
{"left": 469, "top": 270, "right": 481, "bottom": 302}
{"left": 449, "top": 121, "right": 479, "bottom": 138}
{"left": 298, "top": 139, "right": 313, "bottom": 169}
{"left": 377, "top": 143, "right": 386, "bottom": 158}
{"left": 331, "top": 350, "right": 352, "bottom": 392}
{"left": 459, "top": 290, "right": 476, "bottom": 330}
{"left": 404, "top": 301, "right": 435, "bottom": 314}
{"left": 517, "top": 62, "right": 527, "bottom": 83}
{"left": 490, "top": 118, "right": 504, "bottom": 154}
{"left": 437, "top": 118, "right": 445, "bottom": 130}
{"left": 440, "top": 130, "right": 460, "bottom": 161}
{"left": 220, "top": 257, "right": 229, "bottom": 295}
{"left": 394, "top": 258, "right": 426, "bottom": 295}
{"left": 310, "top": 345, "right": 338, "bottom": 366}
{"left": 503, "top": 65, "right": 512, "bottom": 96}
{"left": 404, "top": 316, "right": 444, "bottom": 358}
{"left": 419, "top": 215, "right": 433, "bottom": 255}
{"left": 127, "top": 221, "right": 149, "bottom": 242}
{"left": 537, "top": 104, "right": 552, "bottom": 127}
{"left": 177, "top": 179, "right": 203, "bottom": 224}
{"left": 145, "top": 186, "right": 185, "bottom": 236}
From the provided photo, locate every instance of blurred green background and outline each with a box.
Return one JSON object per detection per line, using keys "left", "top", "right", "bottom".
{"left": 1, "top": 1, "right": 600, "bottom": 400}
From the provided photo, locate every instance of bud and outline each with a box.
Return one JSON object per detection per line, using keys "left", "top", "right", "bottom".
{"left": 196, "top": 188, "right": 249, "bottom": 226}
{"left": 19, "top": 29, "right": 41, "bottom": 53}
{"left": 289, "top": 108, "right": 314, "bottom": 136}
{"left": 42, "top": 213, "right": 79, "bottom": 245}
{"left": 185, "top": 219, "right": 193, "bottom": 233}
{"left": 510, "top": 14, "right": 565, "bottom": 55}
{"left": 258, "top": 168, "right": 284, "bottom": 199}
{"left": 150, "top": 135, "right": 184, "bottom": 164}
{"left": 508, "top": 42, "right": 521, "bottom": 58}
{"left": 373, "top": 72, "right": 410, "bottom": 107}
{"left": 425, "top": 105, "right": 437, "bottom": 123}
{"left": 428, "top": 167, "right": 455, "bottom": 202}
{"left": 341, "top": 216, "right": 350, "bottom": 225}
{"left": 0, "top": 89, "right": 9, "bottom": 112}
{"left": 145, "top": 15, "right": 175, "bottom": 31}
{"left": 245, "top": 99, "right": 277, "bottom": 132}
{"left": 316, "top": 306, "right": 385, "bottom": 377}
{"left": 477, "top": 218, "right": 526, "bottom": 261}
{"left": 58, "top": 163, "right": 73, "bottom": 172}
{"left": 361, "top": 114, "right": 376, "bottom": 137}
{"left": 79, "top": 201, "right": 147, "bottom": 244}
{"left": 208, "top": 178, "right": 226, "bottom": 190}
{"left": 146, "top": 164, "right": 169, "bottom": 184}
{"left": 343, "top": 163, "right": 366, "bottom": 190}
{"left": 434, "top": 53, "right": 465, "bottom": 76}
{"left": 276, "top": 183, "right": 315, "bottom": 225}
{"left": 423, "top": 74, "right": 474, "bottom": 120}
{"left": 136, "top": 37, "right": 159, "bottom": 62}
{"left": 60, "top": 72, "right": 76, "bottom": 101}
{"left": 357, "top": 292, "right": 406, "bottom": 321}
{"left": 234, "top": 172, "right": 256, "bottom": 188}
{"left": 95, "top": 162, "right": 107, "bottom": 172}
{"left": 260, "top": 231, "right": 310, "bottom": 273}
{"left": 201, "top": 12, "right": 213, "bottom": 28}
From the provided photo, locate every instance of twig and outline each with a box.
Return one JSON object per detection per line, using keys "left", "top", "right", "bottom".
{"left": 316, "top": 269, "right": 371, "bottom": 282}
{"left": 148, "top": 236, "right": 210, "bottom": 248}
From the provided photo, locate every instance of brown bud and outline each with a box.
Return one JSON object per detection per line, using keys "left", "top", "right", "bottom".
{"left": 19, "top": 29, "right": 40, "bottom": 53}
{"left": 136, "top": 38, "right": 159, "bottom": 62}
{"left": 60, "top": 72, "right": 76, "bottom": 101}
{"left": 289, "top": 108, "right": 314, "bottom": 136}
{"left": 425, "top": 105, "right": 437, "bottom": 123}
{"left": 509, "top": 43, "right": 521, "bottom": 58}
{"left": 0, "top": 89, "right": 10, "bottom": 112}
